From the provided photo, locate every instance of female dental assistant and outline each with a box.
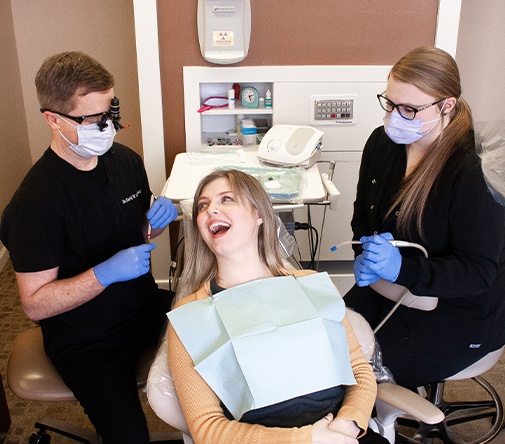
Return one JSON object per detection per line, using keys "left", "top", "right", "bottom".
{"left": 344, "top": 46, "right": 505, "bottom": 388}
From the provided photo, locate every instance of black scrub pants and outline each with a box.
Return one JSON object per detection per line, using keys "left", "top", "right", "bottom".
{"left": 344, "top": 284, "right": 490, "bottom": 388}
{"left": 360, "top": 428, "right": 390, "bottom": 443}
{"left": 51, "top": 289, "right": 173, "bottom": 444}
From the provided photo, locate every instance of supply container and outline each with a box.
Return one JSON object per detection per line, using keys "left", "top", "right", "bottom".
{"left": 241, "top": 119, "right": 258, "bottom": 146}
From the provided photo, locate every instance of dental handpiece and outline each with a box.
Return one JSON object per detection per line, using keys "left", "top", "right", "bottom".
{"left": 331, "top": 239, "right": 428, "bottom": 257}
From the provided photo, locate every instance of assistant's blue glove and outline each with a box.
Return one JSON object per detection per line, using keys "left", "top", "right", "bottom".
{"left": 147, "top": 196, "right": 178, "bottom": 229}
{"left": 354, "top": 253, "right": 381, "bottom": 287}
{"left": 360, "top": 232, "right": 402, "bottom": 282}
{"left": 93, "top": 244, "right": 156, "bottom": 287}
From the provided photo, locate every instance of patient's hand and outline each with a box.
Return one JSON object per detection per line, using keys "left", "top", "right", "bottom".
{"left": 328, "top": 418, "right": 360, "bottom": 438}
{"left": 312, "top": 413, "right": 359, "bottom": 444}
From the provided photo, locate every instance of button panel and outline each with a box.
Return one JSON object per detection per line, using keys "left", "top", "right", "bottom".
{"left": 310, "top": 94, "right": 357, "bottom": 125}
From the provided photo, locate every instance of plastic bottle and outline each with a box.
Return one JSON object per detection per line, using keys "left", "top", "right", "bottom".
{"left": 228, "top": 89, "right": 235, "bottom": 109}
{"left": 265, "top": 89, "right": 272, "bottom": 108}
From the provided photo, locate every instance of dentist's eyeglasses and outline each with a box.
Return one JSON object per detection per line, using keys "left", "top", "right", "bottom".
{"left": 54, "top": 111, "right": 111, "bottom": 129}
{"left": 40, "top": 96, "right": 124, "bottom": 131}
{"left": 377, "top": 94, "right": 445, "bottom": 121}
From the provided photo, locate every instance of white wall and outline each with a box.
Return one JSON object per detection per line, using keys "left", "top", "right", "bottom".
{"left": 456, "top": 0, "right": 505, "bottom": 123}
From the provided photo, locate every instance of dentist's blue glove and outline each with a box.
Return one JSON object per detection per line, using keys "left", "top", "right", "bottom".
{"left": 147, "top": 196, "right": 178, "bottom": 229}
{"left": 93, "top": 244, "right": 156, "bottom": 287}
{"left": 354, "top": 253, "right": 381, "bottom": 287}
{"left": 360, "top": 232, "right": 402, "bottom": 282}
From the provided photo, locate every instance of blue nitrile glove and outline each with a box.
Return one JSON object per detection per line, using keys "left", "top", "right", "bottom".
{"left": 360, "top": 232, "right": 402, "bottom": 282}
{"left": 353, "top": 253, "right": 381, "bottom": 287}
{"left": 93, "top": 244, "right": 156, "bottom": 287}
{"left": 147, "top": 196, "right": 178, "bottom": 229}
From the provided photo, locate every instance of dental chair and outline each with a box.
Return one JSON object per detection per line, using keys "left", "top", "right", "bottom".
{"left": 7, "top": 325, "right": 184, "bottom": 444}
{"left": 146, "top": 307, "right": 444, "bottom": 444}
{"left": 367, "top": 279, "right": 505, "bottom": 443}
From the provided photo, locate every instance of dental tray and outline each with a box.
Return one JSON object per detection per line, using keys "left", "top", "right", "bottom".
{"left": 214, "top": 166, "right": 303, "bottom": 200}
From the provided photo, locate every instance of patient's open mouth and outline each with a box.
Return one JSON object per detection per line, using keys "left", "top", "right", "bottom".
{"left": 209, "top": 221, "right": 231, "bottom": 235}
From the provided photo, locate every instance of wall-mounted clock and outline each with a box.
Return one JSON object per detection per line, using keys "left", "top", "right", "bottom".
{"left": 241, "top": 86, "right": 259, "bottom": 108}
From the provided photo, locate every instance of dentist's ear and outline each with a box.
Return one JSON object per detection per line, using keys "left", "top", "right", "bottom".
{"left": 43, "top": 111, "right": 61, "bottom": 130}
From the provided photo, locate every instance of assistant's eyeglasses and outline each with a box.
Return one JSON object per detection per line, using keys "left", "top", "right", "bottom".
{"left": 377, "top": 94, "right": 445, "bottom": 121}
{"left": 41, "top": 96, "right": 124, "bottom": 131}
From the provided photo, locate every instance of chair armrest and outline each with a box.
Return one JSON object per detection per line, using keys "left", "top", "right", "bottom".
{"left": 376, "top": 382, "right": 445, "bottom": 425}
{"left": 146, "top": 332, "right": 190, "bottom": 435}
{"left": 370, "top": 280, "right": 438, "bottom": 311}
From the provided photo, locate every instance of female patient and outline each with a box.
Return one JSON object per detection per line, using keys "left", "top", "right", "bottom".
{"left": 168, "top": 169, "right": 387, "bottom": 444}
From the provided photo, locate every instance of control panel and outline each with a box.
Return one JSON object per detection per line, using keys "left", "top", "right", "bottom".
{"left": 310, "top": 94, "right": 358, "bottom": 126}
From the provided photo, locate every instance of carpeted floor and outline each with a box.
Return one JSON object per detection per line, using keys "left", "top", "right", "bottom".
{"left": 2, "top": 259, "right": 505, "bottom": 443}
{"left": 0, "top": 260, "right": 180, "bottom": 443}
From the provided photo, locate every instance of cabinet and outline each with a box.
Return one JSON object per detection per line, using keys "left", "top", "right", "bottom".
{"left": 200, "top": 82, "right": 273, "bottom": 148}
{"left": 184, "top": 67, "right": 276, "bottom": 151}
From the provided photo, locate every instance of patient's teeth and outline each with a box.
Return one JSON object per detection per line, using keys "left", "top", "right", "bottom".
{"left": 209, "top": 221, "right": 231, "bottom": 234}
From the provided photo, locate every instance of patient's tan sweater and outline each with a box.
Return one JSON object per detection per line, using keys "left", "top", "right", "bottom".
{"left": 168, "top": 269, "right": 377, "bottom": 444}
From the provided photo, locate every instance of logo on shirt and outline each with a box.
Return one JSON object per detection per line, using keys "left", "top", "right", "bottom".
{"left": 122, "top": 189, "right": 142, "bottom": 204}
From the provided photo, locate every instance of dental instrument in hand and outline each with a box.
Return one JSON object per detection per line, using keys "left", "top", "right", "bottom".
{"left": 147, "top": 194, "right": 156, "bottom": 243}
{"left": 333, "top": 238, "right": 428, "bottom": 334}
{"left": 331, "top": 239, "right": 428, "bottom": 258}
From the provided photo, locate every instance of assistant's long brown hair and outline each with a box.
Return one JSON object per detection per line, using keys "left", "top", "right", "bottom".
{"left": 386, "top": 46, "right": 474, "bottom": 239}
{"left": 176, "top": 170, "right": 287, "bottom": 300}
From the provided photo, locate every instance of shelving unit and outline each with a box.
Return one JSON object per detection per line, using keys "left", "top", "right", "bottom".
{"left": 184, "top": 67, "right": 275, "bottom": 151}
{"left": 201, "top": 84, "right": 272, "bottom": 148}
{"left": 200, "top": 106, "right": 273, "bottom": 115}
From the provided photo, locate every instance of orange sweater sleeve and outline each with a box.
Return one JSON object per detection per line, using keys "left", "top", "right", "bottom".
{"left": 336, "top": 316, "right": 377, "bottom": 435}
{"left": 168, "top": 279, "right": 376, "bottom": 443}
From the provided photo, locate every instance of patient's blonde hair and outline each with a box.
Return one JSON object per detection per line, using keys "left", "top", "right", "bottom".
{"left": 176, "top": 170, "right": 286, "bottom": 300}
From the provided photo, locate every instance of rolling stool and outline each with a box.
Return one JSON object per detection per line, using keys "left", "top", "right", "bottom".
{"left": 396, "top": 346, "right": 505, "bottom": 444}
{"left": 7, "top": 326, "right": 183, "bottom": 444}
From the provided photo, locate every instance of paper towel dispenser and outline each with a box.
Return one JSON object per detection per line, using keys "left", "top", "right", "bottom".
{"left": 197, "top": 0, "right": 251, "bottom": 65}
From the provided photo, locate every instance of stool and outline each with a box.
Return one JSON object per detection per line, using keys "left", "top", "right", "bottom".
{"left": 396, "top": 347, "right": 505, "bottom": 444}
{"left": 7, "top": 326, "right": 183, "bottom": 444}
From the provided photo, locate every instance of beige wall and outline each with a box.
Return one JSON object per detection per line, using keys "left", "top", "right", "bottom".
{"left": 456, "top": 0, "right": 505, "bottom": 123}
{"left": 10, "top": 0, "right": 142, "bottom": 164}
{"left": 0, "top": 1, "right": 31, "bottom": 219}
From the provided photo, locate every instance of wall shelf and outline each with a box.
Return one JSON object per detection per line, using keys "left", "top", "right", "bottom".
{"left": 199, "top": 106, "right": 273, "bottom": 116}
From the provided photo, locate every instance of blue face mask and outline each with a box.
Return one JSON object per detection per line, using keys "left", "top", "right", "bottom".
{"left": 384, "top": 100, "right": 446, "bottom": 145}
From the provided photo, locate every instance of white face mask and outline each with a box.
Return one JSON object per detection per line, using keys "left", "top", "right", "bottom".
{"left": 384, "top": 99, "right": 447, "bottom": 145}
{"left": 58, "top": 116, "right": 116, "bottom": 158}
